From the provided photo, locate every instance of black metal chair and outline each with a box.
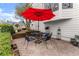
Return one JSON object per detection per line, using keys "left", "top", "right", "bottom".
{"left": 25, "top": 35, "right": 36, "bottom": 49}
{"left": 25, "top": 31, "right": 40, "bottom": 49}
{"left": 71, "top": 35, "right": 79, "bottom": 47}
{"left": 42, "top": 33, "right": 52, "bottom": 49}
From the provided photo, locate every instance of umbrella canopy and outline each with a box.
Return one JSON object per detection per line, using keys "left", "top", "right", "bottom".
{"left": 21, "top": 7, "right": 55, "bottom": 31}
{"left": 21, "top": 8, "right": 55, "bottom": 21}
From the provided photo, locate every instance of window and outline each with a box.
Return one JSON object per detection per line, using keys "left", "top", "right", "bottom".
{"left": 44, "top": 3, "right": 59, "bottom": 11}
{"left": 44, "top": 3, "right": 51, "bottom": 9}
{"left": 62, "top": 3, "right": 73, "bottom": 9}
{"left": 51, "top": 3, "right": 59, "bottom": 11}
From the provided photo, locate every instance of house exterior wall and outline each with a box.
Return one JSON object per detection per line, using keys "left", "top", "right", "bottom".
{"left": 30, "top": 3, "right": 79, "bottom": 42}
{"left": 45, "top": 3, "right": 79, "bottom": 41}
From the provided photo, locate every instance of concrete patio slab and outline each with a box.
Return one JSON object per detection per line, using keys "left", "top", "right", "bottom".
{"left": 12, "top": 38, "right": 79, "bottom": 56}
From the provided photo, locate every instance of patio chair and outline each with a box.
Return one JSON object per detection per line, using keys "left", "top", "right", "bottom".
{"left": 25, "top": 31, "right": 40, "bottom": 49}
{"left": 71, "top": 35, "right": 79, "bottom": 47}
{"left": 75, "top": 35, "right": 79, "bottom": 47}
{"left": 42, "top": 33, "right": 52, "bottom": 49}
{"left": 25, "top": 35, "right": 36, "bottom": 49}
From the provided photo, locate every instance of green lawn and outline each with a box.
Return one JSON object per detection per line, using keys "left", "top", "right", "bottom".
{"left": 0, "top": 32, "right": 13, "bottom": 56}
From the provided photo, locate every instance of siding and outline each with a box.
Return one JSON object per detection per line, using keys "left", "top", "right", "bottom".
{"left": 45, "top": 3, "right": 79, "bottom": 41}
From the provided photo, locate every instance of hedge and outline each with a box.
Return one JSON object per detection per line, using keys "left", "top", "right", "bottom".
{"left": 0, "top": 24, "right": 15, "bottom": 35}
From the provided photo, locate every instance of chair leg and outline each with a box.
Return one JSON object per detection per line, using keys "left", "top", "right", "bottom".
{"left": 43, "top": 41, "right": 48, "bottom": 49}
{"left": 25, "top": 41, "right": 29, "bottom": 49}
{"left": 24, "top": 39, "right": 29, "bottom": 49}
{"left": 49, "top": 38, "right": 52, "bottom": 46}
{"left": 24, "top": 40, "right": 26, "bottom": 45}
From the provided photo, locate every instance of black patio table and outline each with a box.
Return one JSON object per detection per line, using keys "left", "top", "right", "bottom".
{"left": 25, "top": 30, "right": 43, "bottom": 43}
{"left": 25, "top": 30, "right": 52, "bottom": 49}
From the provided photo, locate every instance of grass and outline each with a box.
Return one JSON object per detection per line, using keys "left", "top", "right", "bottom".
{"left": 0, "top": 32, "right": 13, "bottom": 56}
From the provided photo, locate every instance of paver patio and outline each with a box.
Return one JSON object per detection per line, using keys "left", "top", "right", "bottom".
{"left": 12, "top": 38, "right": 79, "bottom": 56}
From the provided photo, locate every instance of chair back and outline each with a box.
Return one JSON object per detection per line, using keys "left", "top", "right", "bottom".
{"left": 75, "top": 35, "right": 79, "bottom": 42}
{"left": 42, "top": 33, "right": 52, "bottom": 41}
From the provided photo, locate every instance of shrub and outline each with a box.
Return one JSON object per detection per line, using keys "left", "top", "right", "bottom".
{"left": 0, "top": 24, "right": 15, "bottom": 35}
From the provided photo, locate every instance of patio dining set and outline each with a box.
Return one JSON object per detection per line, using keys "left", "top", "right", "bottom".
{"left": 20, "top": 7, "right": 55, "bottom": 49}
{"left": 24, "top": 30, "right": 52, "bottom": 49}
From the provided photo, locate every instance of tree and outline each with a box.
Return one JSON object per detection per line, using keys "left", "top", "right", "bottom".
{"left": 16, "top": 3, "right": 32, "bottom": 16}
{"left": 16, "top": 3, "right": 32, "bottom": 31}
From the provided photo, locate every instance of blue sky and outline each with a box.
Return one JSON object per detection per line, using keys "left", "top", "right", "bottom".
{"left": 0, "top": 3, "right": 16, "bottom": 13}
{"left": 0, "top": 3, "right": 22, "bottom": 22}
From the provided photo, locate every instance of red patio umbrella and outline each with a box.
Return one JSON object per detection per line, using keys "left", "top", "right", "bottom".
{"left": 21, "top": 7, "right": 55, "bottom": 30}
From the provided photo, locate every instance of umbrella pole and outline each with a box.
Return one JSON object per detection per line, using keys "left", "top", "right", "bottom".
{"left": 38, "top": 20, "right": 39, "bottom": 31}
